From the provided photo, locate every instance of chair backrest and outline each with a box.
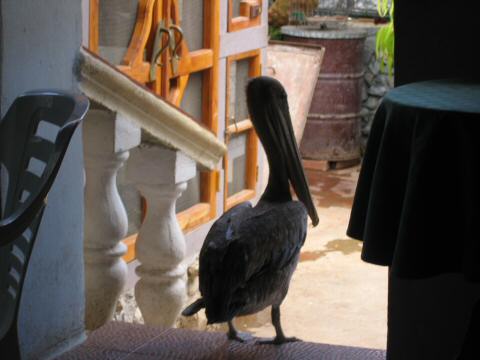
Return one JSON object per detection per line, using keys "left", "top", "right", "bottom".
{"left": 0, "top": 91, "right": 89, "bottom": 358}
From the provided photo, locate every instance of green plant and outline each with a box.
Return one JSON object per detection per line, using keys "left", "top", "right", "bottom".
{"left": 376, "top": 0, "right": 394, "bottom": 75}
{"left": 269, "top": 26, "right": 284, "bottom": 40}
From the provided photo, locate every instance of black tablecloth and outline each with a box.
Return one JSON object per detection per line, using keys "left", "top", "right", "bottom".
{"left": 347, "top": 79, "right": 480, "bottom": 280}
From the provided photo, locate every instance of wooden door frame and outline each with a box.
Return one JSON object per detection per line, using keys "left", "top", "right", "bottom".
{"left": 224, "top": 49, "right": 261, "bottom": 211}
{"left": 172, "top": 0, "right": 220, "bottom": 228}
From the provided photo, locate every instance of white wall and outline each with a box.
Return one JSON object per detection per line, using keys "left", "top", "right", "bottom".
{"left": 1, "top": 1, "right": 86, "bottom": 359}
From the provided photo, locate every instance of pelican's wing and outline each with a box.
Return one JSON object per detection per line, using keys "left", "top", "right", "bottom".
{"left": 199, "top": 202, "right": 253, "bottom": 296}
{"left": 230, "top": 202, "right": 307, "bottom": 283}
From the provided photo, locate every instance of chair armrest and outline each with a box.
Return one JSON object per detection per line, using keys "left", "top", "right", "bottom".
{"left": 0, "top": 91, "right": 89, "bottom": 246}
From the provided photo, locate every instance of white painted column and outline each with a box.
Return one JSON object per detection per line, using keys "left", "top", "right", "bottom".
{"left": 127, "top": 145, "right": 196, "bottom": 327}
{"left": 83, "top": 108, "right": 141, "bottom": 330}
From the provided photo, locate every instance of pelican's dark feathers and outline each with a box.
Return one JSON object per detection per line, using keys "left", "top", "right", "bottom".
{"left": 199, "top": 200, "right": 307, "bottom": 323}
{"left": 182, "top": 77, "right": 317, "bottom": 343}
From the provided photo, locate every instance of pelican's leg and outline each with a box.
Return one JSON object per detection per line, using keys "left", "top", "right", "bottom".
{"left": 227, "top": 319, "right": 252, "bottom": 342}
{"left": 257, "top": 306, "right": 300, "bottom": 345}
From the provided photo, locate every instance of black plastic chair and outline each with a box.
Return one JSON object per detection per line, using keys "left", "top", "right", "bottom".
{"left": 0, "top": 90, "right": 89, "bottom": 359}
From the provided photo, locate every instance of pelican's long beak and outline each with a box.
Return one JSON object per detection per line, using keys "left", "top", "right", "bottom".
{"left": 248, "top": 76, "right": 319, "bottom": 226}
{"left": 271, "top": 89, "right": 319, "bottom": 226}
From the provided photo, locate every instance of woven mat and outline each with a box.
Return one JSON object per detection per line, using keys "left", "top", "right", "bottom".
{"left": 58, "top": 321, "right": 386, "bottom": 360}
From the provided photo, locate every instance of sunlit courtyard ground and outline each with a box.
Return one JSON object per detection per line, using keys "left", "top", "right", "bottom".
{"left": 233, "top": 166, "right": 388, "bottom": 350}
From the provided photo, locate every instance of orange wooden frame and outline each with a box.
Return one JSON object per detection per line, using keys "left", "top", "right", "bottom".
{"left": 89, "top": 0, "right": 99, "bottom": 53}
{"left": 170, "top": 0, "right": 220, "bottom": 228}
{"left": 89, "top": 0, "right": 157, "bottom": 84}
{"left": 228, "top": 0, "right": 263, "bottom": 32}
{"left": 224, "top": 49, "right": 261, "bottom": 211}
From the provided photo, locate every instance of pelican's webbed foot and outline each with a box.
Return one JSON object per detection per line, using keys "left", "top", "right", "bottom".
{"left": 227, "top": 319, "right": 253, "bottom": 342}
{"left": 256, "top": 306, "right": 301, "bottom": 345}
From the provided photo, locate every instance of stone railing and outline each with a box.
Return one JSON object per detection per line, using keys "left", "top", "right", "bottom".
{"left": 83, "top": 112, "right": 198, "bottom": 329}
{"left": 77, "top": 48, "right": 226, "bottom": 330}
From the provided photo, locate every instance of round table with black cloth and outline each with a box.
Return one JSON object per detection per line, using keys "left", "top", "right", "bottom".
{"left": 347, "top": 79, "right": 480, "bottom": 359}
{"left": 347, "top": 78, "right": 480, "bottom": 280}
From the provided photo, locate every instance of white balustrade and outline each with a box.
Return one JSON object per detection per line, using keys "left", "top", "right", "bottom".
{"left": 83, "top": 108, "right": 141, "bottom": 330}
{"left": 127, "top": 145, "right": 196, "bottom": 326}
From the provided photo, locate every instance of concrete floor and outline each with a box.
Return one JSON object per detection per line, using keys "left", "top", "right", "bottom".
{"left": 232, "top": 166, "right": 388, "bottom": 350}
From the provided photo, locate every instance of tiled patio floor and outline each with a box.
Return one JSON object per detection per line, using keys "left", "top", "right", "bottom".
{"left": 57, "top": 321, "right": 386, "bottom": 359}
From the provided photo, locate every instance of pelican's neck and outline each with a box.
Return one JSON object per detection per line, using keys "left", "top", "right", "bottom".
{"left": 260, "top": 151, "right": 292, "bottom": 202}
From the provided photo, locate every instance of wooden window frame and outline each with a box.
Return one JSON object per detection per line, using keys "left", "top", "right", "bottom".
{"left": 89, "top": 0, "right": 220, "bottom": 263}
{"left": 172, "top": 0, "right": 220, "bottom": 233}
{"left": 228, "top": 0, "right": 262, "bottom": 32}
{"left": 224, "top": 49, "right": 261, "bottom": 211}
{"left": 89, "top": 0, "right": 157, "bottom": 83}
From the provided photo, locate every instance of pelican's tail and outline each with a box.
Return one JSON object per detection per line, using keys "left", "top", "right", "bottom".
{"left": 181, "top": 298, "right": 205, "bottom": 316}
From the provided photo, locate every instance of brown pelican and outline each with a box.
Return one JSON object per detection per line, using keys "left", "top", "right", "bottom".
{"left": 182, "top": 76, "right": 319, "bottom": 344}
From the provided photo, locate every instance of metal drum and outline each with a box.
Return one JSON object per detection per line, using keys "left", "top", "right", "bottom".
{"left": 282, "top": 25, "right": 367, "bottom": 162}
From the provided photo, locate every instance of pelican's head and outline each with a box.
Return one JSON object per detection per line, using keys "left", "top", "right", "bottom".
{"left": 247, "top": 76, "right": 319, "bottom": 226}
